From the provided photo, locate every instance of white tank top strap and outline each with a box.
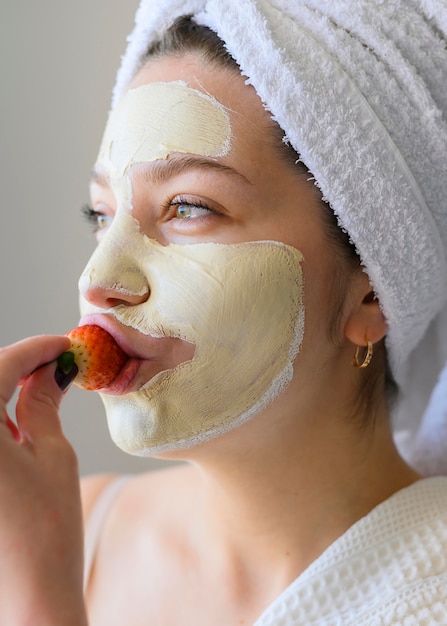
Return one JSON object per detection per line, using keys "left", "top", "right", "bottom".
{"left": 83, "top": 475, "right": 132, "bottom": 594}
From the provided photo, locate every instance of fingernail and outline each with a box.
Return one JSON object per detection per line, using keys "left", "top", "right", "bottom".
{"left": 54, "top": 363, "right": 78, "bottom": 392}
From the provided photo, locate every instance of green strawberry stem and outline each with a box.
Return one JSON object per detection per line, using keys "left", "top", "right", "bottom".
{"left": 56, "top": 351, "right": 76, "bottom": 374}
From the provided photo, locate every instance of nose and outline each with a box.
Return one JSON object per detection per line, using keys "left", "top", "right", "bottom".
{"left": 79, "top": 268, "right": 150, "bottom": 309}
{"left": 78, "top": 238, "right": 150, "bottom": 310}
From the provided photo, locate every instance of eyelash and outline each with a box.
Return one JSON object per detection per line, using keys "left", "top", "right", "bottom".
{"left": 81, "top": 196, "right": 215, "bottom": 232}
{"left": 169, "top": 196, "right": 214, "bottom": 219}
{"left": 81, "top": 204, "right": 110, "bottom": 232}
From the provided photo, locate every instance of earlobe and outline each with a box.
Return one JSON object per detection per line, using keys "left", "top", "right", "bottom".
{"left": 344, "top": 285, "right": 387, "bottom": 348}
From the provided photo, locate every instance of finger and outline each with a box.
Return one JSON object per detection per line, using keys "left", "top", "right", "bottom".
{"left": 5, "top": 416, "right": 21, "bottom": 442}
{"left": 0, "top": 336, "right": 71, "bottom": 408}
{"left": 0, "top": 409, "right": 22, "bottom": 443}
{"left": 15, "top": 362, "right": 67, "bottom": 441}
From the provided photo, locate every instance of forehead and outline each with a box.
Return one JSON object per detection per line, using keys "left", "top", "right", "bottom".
{"left": 97, "top": 81, "right": 232, "bottom": 176}
{"left": 125, "top": 55, "right": 280, "bottom": 163}
{"left": 92, "top": 55, "right": 311, "bottom": 231}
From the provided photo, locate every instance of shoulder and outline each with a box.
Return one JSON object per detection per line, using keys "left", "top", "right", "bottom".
{"left": 80, "top": 473, "right": 118, "bottom": 526}
{"left": 80, "top": 462, "right": 194, "bottom": 527}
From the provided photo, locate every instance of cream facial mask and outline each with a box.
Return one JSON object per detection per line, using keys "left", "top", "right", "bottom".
{"left": 80, "top": 214, "right": 304, "bottom": 455}
{"left": 97, "top": 81, "right": 231, "bottom": 175}
{"left": 79, "top": 80, "right": 305, "bottom": 455}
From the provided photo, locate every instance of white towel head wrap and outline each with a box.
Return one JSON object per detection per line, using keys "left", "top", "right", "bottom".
{"left": 109, "top": 0, "right": 447, "bottom": 474}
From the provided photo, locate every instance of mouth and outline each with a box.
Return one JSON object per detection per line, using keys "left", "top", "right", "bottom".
{"left": 98, "top": 354, "right": 178, "bottom": 396}
{"left": 78, "top": 313, "right": 194, "bottom": 396}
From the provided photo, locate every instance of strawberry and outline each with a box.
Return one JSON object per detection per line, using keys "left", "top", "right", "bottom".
{"left": 58, "top": 324, "right": 129, "bottom": 391}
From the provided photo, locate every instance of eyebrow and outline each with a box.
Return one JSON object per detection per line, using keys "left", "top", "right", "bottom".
{"left": 90, "top": 169, "right": 109, "bottom": 187}
{"left": 90, "top": 155, "right": 252, "bottom": 187}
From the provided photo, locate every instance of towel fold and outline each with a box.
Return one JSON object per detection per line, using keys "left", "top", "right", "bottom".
{"left": 111, "top": 0, "right": 447, "bottom": 474}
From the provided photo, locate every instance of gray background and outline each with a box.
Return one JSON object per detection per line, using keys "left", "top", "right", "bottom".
{"left": 0, "top": 1, "right": 173, "bottom": 476}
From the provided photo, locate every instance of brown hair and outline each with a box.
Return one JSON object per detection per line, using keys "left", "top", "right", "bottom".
{"left": 141, "top": 15, "right": 396, "bottom": 424}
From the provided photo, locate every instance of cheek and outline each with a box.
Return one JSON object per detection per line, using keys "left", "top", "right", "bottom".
{"left": 98, "top": 231, "right": 306, "bottom": 455}
{"left": 300, "top": 247, "right": 351, "bottom": 350}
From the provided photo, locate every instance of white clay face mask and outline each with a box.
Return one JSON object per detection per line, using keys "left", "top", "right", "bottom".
{"left": 97, "top": 81, "right": 231, "bottom": 175}
{"left": 79, "top": 81, "right": 305, "bottom": 455}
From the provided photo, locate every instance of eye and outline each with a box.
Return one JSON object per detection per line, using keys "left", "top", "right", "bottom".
{"left": 81, "top": 204, "right": 113, "bottom": 232}
{"left": 170, "top": 198, "right": 213, "bottom": 220}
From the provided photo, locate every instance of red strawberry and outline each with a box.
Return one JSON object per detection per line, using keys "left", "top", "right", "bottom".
{"left": 59, "top": 325, "right": 129, "bottom": 391}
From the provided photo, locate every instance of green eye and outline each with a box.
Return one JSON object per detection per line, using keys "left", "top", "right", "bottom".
{"left": 172, "top": 200, "right": 213, "bottom": 220}
{"left": 176, "top": 204, "right": 193, "bottom": 219}
{"left": 97, "top": 214, "right": 110, "bottom": 229}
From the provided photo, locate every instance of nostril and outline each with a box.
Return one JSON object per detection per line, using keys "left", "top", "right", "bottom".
{"left": 78, "top": 269, "right": 150, "bottom": 310}
{"left": 106, "top": 298, "right": 128, "bottom": 308}
{"left": 105, "top": 287, "right": 150, "bottom": 308}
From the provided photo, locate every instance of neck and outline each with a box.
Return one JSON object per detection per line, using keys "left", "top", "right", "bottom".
{"left": 181, "top": 403, "right": 419, "bottom": 592}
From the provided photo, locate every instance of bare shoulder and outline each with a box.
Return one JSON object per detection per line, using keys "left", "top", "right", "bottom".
{"left": 84, "top": 463, "right": 204, "bottom": 620}
{"left": 80, "top": 462, "right": 194, "bottom": 527}
{"left": 80, "top": 473, "right": 118, "bottom": 525}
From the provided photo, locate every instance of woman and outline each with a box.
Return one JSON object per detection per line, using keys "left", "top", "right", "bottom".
{"left": 1, "top": 1, "right": 447, "bottom": 624}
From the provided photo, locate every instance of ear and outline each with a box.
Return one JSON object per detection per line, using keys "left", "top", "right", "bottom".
{"left": 344, "top": 272, "right": 387, "bottom": 347}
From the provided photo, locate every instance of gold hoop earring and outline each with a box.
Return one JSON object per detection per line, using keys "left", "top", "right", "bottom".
{"left": 353, "top": 341, "right": 373, "bottom": 369}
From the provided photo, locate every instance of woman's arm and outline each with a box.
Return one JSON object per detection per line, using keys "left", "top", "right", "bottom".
{"left": 0, "top": 335, "right": 88, "bottom": 626}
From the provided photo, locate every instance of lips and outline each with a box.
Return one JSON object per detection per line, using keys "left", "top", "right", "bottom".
{"left": 77, "top": 313, "right": 194, "bottom": 395}
{"left": 99, "top": 357, "right": 146, "bottom": 395}
{"left": 78, "top": 313, "right": 146, "bottom": 360}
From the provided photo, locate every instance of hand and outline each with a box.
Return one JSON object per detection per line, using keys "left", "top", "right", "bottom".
{"left": 0, "top": 335, "right": 88, "bottom": 625}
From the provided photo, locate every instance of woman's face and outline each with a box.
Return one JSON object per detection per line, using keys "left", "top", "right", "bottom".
{"left": 79, "top": 54, "right": 342, "bottom": 457}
